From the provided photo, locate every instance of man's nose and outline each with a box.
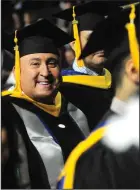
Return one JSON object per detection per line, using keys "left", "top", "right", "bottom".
{"left": 40, "top": 64, "right": 50, "bottom": 77}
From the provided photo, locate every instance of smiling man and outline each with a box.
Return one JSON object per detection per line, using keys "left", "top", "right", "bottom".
{"left": 2, "top": 19, "right": 90, "bottom": 189}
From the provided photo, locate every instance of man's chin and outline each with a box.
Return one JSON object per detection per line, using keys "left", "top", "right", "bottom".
{"left": 95, "top": 57, "right": 107, "bottom": 64}
{"left": 85, "top": 57, "right": 107, "bottom": 67}
{"left": 33, "top": 88, "right": 58, "bottom": 101}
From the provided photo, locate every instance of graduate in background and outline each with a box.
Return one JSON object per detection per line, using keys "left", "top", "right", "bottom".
{"left": 57, "top": 3, "right": 140, "bottom": 189}
{"left": 101, "top": 33, "right": 139, "bottom": 121}
{"left": 80, "top": 3, "right": 139, "bottom": 122}
{"left": 18, "top": 1, "right": 46, "bottom": 26}
{"left": 53, "top": 1, "right": 135, "bottom": 131}
{"left": 1, "top": 19, "right": 89, "bottom": 189}
{"left": 54, "top": 1, "right": 131, "bottom": 76}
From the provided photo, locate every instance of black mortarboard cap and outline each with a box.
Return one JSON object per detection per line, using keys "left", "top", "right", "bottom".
{"left": 105, "top": 36, "right": 130, "bottom": 72}
{"left": 79, "top": 3, "right": 140, "bottom": 60}
{"left": 53, "top": 1, "right": 137, "bottom": 31}
{"left": 106, "top": 17, "right": 140, "bottom": 72}
{"left": 7, "top": 18, "right": 74, "bottom": 57}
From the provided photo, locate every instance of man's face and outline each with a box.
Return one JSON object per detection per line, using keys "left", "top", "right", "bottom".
{"left": 19, "top": 53, "right": 61, "bottom": 101}
{"left": 80, "top": 30, "right": 107, "bottom": 69}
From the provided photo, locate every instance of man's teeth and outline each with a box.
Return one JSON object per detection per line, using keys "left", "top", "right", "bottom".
{"left": 38, "top": 82, "right": 49, "bottom": 85}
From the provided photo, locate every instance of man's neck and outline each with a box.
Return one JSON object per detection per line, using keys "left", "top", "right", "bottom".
{"left": 115, "top": 84, "right": 137, "bottom": 102}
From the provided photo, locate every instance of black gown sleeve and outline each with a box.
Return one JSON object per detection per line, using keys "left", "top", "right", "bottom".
{"left": 1, "top": 97, "right": 51, "bottom": 189}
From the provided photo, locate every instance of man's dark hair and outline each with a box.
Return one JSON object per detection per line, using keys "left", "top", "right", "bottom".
{"left": 112, "top": 53, "right": 131, "bottom": 91}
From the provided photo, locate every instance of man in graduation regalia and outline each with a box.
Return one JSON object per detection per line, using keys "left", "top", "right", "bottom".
{"left": 1, "top": 19, "right": 90, "bottom": 189}
{"left": 80, "top": 2, "right": 140, "bottom": 124}
{"left": 100, "top": 34, "right": 139, "bottom": 122}
{"left": 53, "top": 1, "right": 135, "bottom": 131}
{"left": 57, "top": 3, "right": 140, "bottom": 189}
{"left": 54, "top": 1, "right": 131, "bottom": 76}
{"left": 82, "top": 3, "right": 140, "bottom": 122}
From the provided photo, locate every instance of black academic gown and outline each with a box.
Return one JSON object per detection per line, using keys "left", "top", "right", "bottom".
{"left": 2, "top": 95, "right": 84, "bottom": 188}
{"left": 74, "top": 141, "right": 140, "bottom": 189}
{"left": 59, "top": 82, "right": 113, "bottom": 131}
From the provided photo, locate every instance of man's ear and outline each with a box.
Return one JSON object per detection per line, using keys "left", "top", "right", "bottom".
{"left": 69, "top": 41, "right": 75, "bottom": 52}
{"left": 126, "top": 59, "right": 139, "bottom": 84}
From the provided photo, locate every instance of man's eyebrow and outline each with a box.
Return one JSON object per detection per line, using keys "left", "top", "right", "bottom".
{"left": 46, "top": 57, "right": 58, "bottom": 61}
{"left": 30, "top": 58, "right": 41, "bottom": 61}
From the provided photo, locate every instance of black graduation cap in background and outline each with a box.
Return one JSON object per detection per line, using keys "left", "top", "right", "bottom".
{"left": 7, "top": 18, "right": 75, "bottom": 57}
{"left": 79, "top": 3, "right": 140, "bottom": 60}
{"left": 53, "top": 0, "right": 137, "bottom": 31}
{"left": 19, "top": 1, "right": 59, "bottom": 24}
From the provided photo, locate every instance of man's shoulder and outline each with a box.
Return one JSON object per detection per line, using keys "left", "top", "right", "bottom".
{"left": 74, "top": 136, "right": 139, "bottom": 188}
{"left": 2, "top": 95, "right": 35, "bottom": 115}
{"left": 2, "top": 94, "right": 23, "bottom": 105}
{"left": 60, "top": 81, "right": 111, "bottom": 100}
{"left": 74, "top": 98, "right": 139, "bottom": 187}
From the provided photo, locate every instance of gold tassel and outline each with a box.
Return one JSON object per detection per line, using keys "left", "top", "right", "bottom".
{"left": 125, "top": 4, "right": 139, "bottom": 71}
{"left": 14, "top": 30, "right": 22, "bottom": 93}
{"left": 72, "top": 6, "right": 84, "bottom": 67}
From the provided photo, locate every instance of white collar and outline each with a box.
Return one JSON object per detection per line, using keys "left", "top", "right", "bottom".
{"left": 72, "top": 59, "right": 99, "bottom": 76}
{"left": 110, "top": 97, "right": 127, "bottom": 115}
{"left": 102, "top": 96, "right": 139, "bottom": 152}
